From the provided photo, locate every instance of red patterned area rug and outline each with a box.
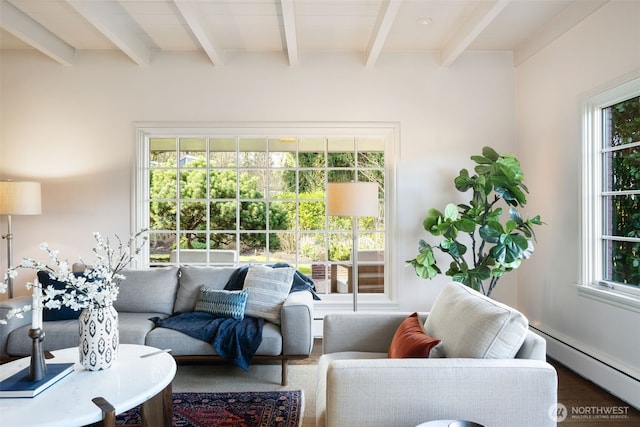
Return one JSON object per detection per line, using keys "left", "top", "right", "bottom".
{"left": 115, "top": 390, "right": 304, "bottom": 427}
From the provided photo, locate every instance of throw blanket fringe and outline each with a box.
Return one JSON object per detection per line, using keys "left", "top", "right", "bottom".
{"left": 151, "top": 312, "right": 264, "bottom": 371}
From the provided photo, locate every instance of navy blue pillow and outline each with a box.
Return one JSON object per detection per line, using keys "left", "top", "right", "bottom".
{"left": 38, "top": 271, "right": 83, "bottom": 321}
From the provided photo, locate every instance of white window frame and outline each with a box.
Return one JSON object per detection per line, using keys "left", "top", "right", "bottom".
{"left": 580, "top": 75, "right": 640, "bottom": 312}
{"left": 133, "top": 122, "right": 400, "bottom": 310}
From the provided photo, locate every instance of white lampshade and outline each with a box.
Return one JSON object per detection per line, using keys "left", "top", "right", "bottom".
{"left": 0, "top": 181, "right": 42, "bottom": 215}
{"left": 327, "top": 182, "right": 378, "bottom": 217}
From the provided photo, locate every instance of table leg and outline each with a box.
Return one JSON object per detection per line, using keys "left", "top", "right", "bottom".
{"left": 141, "top": 383, "right": 173, "bottom": 427}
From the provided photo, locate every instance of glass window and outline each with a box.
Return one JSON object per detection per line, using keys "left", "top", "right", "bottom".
{"left": 582, "top": 78, "right": 640, "bottom": 308}
{"left": 136, "top": 125, "right": 395, "bottom": 302}
{"left": 601, "top": 95, "right": 640, "bottom": 287}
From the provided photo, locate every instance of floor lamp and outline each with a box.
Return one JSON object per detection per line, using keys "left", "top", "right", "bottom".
{"left": 327, "top": 182, "right": 378, "bottom": 311}
{"left": 0, "top": 181, "right": 42, "bottom": 298}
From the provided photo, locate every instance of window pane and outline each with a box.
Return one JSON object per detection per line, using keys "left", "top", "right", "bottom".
{"left": 603, "top": 145, "right": 640, "bottom": 192}
{"left": 603, "top": 239, "right": 640, "bottom": 285}
{"left": 298, "top": 169, "right": 325, "bottom": 194}
{"left": 210, "top": 170, "right": 237, "bottom": 198}
{"left": 268, "top": 138, "right": 296, "bottom": 168}
{"left": 269, "top": 201, "right": 291, "bottom": 230}
{"left": 149, "top": 232, "right": 176, "bottom": 264}
{"left": 209, "top": 201, "right": 237, "bottom": 230}
{"left": 299, "top": 233, "right": 326, "bottom": 262}
{"left": 179, "top": 170, "right": 207, "bottom": 198}
{"left": 180, "top": 201, "right": 207, "bottom": 231}
{"left": 268, "top": 170, "right": 288, "bottom": 195}
{"left": 603, "top": 194, "right": 640, "bottom": 237}
{"left": 239, "top": 138, "right": 266, "bottom": 166}
{"left": 210, "top": 232, "right": 237, "bottom": 250}
{"left": 179, "top": 232, "right": 206, "bottom": 250}
{"left": 150, "top": 138, "right": 177, "bottom": 164}
{"left": 150, "top": 201, "right": 176, "bottom": 230}
{"left": 606, "top": 95, "right": 640, "bottom": 147}
{"left": 210, "top": 138, "right": 237, "bottom": 167}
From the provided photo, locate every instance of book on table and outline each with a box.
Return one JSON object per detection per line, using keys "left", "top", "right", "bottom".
{"left": 0, "top": 363, "right": 75, "bottom": 398}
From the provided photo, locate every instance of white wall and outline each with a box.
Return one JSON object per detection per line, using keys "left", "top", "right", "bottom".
{"left": 516, "top": 1, "right": 640, "bottom": 408}
{"left": 0, "top": 49, "right": 516, "bottom": 311}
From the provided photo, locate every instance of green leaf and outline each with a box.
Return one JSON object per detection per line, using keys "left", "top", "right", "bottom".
{"left": 471, "top": 155, "right": 492, "bottom": 165}
{"left": 479, "top": 222, "right": 503, "bottom": 243}
{"left": 441, "top": 239, "right": 467, "bottom": 258}
{"left": 454, "top": 169, "right": 474, "bottom": 192}
{"left": 455, "top": 218, "right": 476, "bottom": 233}
{"left": 482, "top": 146, "right": 499, "bottom": 161}
{"left": 444, "top": 203, "right": 459, "bottom": 221}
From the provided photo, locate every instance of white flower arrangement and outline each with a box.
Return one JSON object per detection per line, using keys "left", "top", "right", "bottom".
{"left": 0, "top": 230, "right": 147, "bottom": 325}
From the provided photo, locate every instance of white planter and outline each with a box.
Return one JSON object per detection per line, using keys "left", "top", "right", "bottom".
{"left": 78, "top": 305, "right": 119, "bottom": 370}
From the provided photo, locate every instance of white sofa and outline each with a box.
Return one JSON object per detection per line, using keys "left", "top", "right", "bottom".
{"left": 316, "top": 282, "right": 558, "bottom": 427}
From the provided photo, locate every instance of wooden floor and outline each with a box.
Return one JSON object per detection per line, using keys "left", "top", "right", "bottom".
{"left": 295, "top": 339, "right": 640, "bottom": 426}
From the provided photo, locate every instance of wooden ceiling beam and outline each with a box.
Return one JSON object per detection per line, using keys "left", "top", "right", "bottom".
{"left": 173, "top": 0, "right": 223, "bottom": 66}
{"left": 280, "top": 0, "right": 298, "bottom": 67}
{"left": 440, "top": 0, "right": 511, "bottom": 67}
{"left": 366, "top": 0, "right": 402, "bottom": 67}
{"left": 0, "top": 0, "right": 75, "bottom": 66}
{"left": 66, "top": 0, "right": 150, "bottom": 66}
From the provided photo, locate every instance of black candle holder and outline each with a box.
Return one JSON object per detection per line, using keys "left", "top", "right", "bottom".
{"left": 28, "top": 328, "right": 46, "bottom": 381}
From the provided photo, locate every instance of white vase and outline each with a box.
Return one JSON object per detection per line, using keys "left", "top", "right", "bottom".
{"left": 78, "top": 305, "right": 119, "bottom": 370}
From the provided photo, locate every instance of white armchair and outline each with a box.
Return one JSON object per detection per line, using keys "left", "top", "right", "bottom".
{"left": 316, "top": 283, "right": 558, "bottom": 427}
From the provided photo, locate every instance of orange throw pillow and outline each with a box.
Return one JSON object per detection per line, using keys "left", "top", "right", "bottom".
{"left": 388, "top": 312, "right": 441, "bottom": 358}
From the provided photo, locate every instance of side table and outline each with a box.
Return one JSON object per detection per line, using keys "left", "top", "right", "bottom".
{"left": 0, "top": 344, "right": 176, "bottom": 427}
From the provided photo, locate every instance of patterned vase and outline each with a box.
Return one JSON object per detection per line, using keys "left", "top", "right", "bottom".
{"left": 78, "top": 305, "right": 119, "bottom": 370}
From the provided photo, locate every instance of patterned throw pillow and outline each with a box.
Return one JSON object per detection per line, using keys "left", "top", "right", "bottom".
{"left": 243, "top": 265, "right": 295, "bottom": 325}
{"left": 195, "top": 287, "right": 249, "bottom": 320}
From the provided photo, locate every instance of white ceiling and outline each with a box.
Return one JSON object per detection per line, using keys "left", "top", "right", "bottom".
{"left": 0, "top": 0, "right": 610, "bottom": 67}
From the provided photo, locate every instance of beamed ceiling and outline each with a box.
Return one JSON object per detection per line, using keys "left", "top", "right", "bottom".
{"left": 0, "top": 0, "right": 610, "bottom": 67}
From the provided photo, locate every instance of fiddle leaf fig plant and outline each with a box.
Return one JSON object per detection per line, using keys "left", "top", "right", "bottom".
{"left": 407, "top": 146, "right": 543, "bottom": 297}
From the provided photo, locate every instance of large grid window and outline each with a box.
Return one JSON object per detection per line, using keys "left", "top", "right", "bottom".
{"left": 135, "top": 125, "right": 394, "bottom": 300}
{"left": 582, "top": 78, "right": 640, "bottom": 308}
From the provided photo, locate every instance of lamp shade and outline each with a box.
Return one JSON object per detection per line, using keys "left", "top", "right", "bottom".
{"left": 0, "top": 181, "right": 42, "bottom": 215}
{"left": 327, "top": 182, "right": 378, "bottom": 217}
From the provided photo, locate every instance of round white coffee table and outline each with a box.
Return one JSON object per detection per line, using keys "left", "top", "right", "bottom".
{"left": 417, "top": 421, "right": 484, "bottom": 427}
{"left": 0, "top": 344, "right": 176, "bottom": 427}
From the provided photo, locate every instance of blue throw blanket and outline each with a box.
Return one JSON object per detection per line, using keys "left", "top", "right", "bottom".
{"left": 151, "top": 312, "right": 264, "bottom": 371}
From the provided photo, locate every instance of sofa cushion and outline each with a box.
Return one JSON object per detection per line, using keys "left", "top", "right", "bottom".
{"left": 243, "top": 265, "right": 295, "bottom": 325}
{"left": 195, "top": 287, "right": 249, "bottom": 320}
{"left": 113, "top": 267, "right": 179, "bottom": 315}
{"left": 174, "top": 266, "right": 237, "bottom": 313}
{"left": 424, "top": 282, "right": 528, "bottom": 359}
{"left": 388, "top": 312, "right": 441, "bottom": 358}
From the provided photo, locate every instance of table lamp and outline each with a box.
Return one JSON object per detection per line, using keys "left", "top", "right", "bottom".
{"left": 327, "top": 181, "right": 378, "bottom": 311}
{"left": 0, "top": 180, "right": 42, "bottom": 298}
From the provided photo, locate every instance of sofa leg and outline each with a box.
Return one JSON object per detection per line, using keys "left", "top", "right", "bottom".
{"left": 281, "top": 358, "right": 288, "bottom": 386}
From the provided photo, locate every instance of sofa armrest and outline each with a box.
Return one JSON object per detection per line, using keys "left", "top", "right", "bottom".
{"left": 323, "top": 313, "right": 427, "bottom": 354}
{"left": 280, "top": 290, "right": 314, "bottom": 355}
{"left": 0, "top": 296, "right": 33, "bottom": 358}
{"left": 320, "top": 357, "right": 557, "bottom": 427}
